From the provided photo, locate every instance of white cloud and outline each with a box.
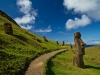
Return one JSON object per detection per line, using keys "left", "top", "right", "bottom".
{"left": 14, "top": 14, "right": 35, "bottom": 25}
{"left": 66, "top": 15, "right": 91, "bottom": 30}
{"left": 16, "top": 0, "right": 32, "bottom": 14}
{"left": 63, "top": 0, "right": 100, "bottom": 21}
{"left": 63, "top": 0, "right": 98, "bottom": 13}
{"left": 21, "top": 25, "right": 33, "bottom": 30}
{"left": 14, "top": 0, "right": 37, "bottom": 30}
{"left": 34, "top": 25, "right": 52, "bottom": 33}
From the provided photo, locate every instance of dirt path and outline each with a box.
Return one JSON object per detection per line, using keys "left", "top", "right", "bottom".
{"left": 25, "top": 49, "right": 66, "bottom": 75}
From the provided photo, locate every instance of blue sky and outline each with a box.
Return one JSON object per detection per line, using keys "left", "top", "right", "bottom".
{"left": 0, "top": 0, "right": 100, "bottom": 45}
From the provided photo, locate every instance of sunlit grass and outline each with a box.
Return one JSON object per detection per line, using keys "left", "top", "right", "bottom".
{"left": 0, "top": 15, "right": 66, "bottom": 74}
{"left": 46, "top": 46, "right": 100, "bottom": 75}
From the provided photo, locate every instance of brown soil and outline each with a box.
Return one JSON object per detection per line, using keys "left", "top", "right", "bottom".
{"left": 25, "top": 49, "right": 66, "bottom": 75}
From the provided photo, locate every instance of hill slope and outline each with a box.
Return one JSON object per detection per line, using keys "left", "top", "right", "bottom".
{"left": 0, "top": 10, "right": 64, "bottom": 75}
{"left": 45, "top": 46, "right": 100, "bottom": 75}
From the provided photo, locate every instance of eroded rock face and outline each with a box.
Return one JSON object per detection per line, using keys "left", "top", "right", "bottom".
{"left": 73, "top": 32, "right": 86, "bottom": 68}
{"left": 4, "top": 23, "right": 13, "bottom": 35}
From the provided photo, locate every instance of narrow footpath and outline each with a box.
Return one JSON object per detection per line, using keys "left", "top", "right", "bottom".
{"left": 25, "top": 49, "right": 67, "bottom": 75}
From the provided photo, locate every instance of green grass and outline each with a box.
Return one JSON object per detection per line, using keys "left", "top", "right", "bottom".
{"left": 45, "top": 46, "right": 100, "bottom": 75}
{"left": 85, "top": 46, "right": 100, "bottom": 64}
{"left": 0, "top": 14, "right": 66, "bottom": 75}
{"left": 42, "top": 50, "right": 67, "bottom": 75}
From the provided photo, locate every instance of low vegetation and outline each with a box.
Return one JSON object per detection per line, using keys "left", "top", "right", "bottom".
{"left": 0, "top": 14, "right": 66, "bottom": 75}
{"left": 45, "top": 46, "right": 100, "bottom": 75}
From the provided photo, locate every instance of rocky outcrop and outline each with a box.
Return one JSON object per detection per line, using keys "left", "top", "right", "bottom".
{"left": 0, "top": 10, "right": 20, "bottom": 27}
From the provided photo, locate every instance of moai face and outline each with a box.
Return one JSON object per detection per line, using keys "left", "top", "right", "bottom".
{"left": 4, "top": 23, "right": 13, "bottom": 35}
{"left": 74, "top": 32, "right": 81, "bottom": 39}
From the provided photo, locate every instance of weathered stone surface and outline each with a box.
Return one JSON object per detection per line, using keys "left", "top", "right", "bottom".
{"left": 70, "top": 44, "right": 73, "bottom": 49}
{"left": 4, "top": 23, "right": 13, "bottom": 35}
{"left": 62, "top": 41, "right": 64, "bottom": 46}
{"left": 73, "top": 32, "right": 86, "bottom": 68}
{"left": 56, "top": 41, "right": 59, "bottom": 45}
{"left": 43, "top": 36, "right": 48, "bottom": 42}
{"left": 43, "top": 36, "right": 46, "bottom": 39}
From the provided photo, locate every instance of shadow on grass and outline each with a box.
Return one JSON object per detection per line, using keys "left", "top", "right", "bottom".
{"left": 13, "top": 35, "right": 28, "bottom": 42}
{"left": 85, "top": 65, "right": 100, "bottom": 70}
{"left": 46, "top": 51, "right": 67, "bottom": 75}
{"left": 46, "top": 61, "right": 55, "bottom": 75}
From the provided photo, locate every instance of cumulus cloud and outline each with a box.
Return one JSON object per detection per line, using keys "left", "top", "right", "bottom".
{"left": 15, "top": 14, "right": 35, "bottom": 25}
{"left": 63, "top": 0, "right": 100, "bottom": 30}
{"left": 66, "top": 15, "right": 91, "bottom": 30}
{"left": 14, "top": 0, "right": 37, "bottom": 30}
{"left": 34, "top": 25, "right": 52, "bottom": 33}
{"left": 21, "top": 25, "right": 33, "bottom": 30}
{"left": 16, "top": 0, "right": 32, "bottom": 14}
{"left": 63, "top": 0, "right": 100, "bottom": 21}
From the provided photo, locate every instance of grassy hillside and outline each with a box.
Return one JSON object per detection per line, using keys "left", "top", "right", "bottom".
{"left": 0, "top": 11, "right": 65, "bottom": 75}
{"left": 45, "top": 46, "right": 100, "bottom": 75}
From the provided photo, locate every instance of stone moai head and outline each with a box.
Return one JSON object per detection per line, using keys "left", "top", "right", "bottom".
{"left": 43, "top": 36, "right": 46, "bottom": 39}
{"left": 74, "top": 32, "right": 81, "bottom": 39}
{"left": 56, "top": 41, "right": 59, "bottom": 45}
{"left": 4, "top": 23, "right": 13, "bottom": 35}
{"left": 43, "top": 36, "right": 48, "bottom": 42}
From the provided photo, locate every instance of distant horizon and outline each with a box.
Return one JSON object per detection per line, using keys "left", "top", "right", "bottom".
{"left": 69, "top": 44, "right": 100, "bottom": 46}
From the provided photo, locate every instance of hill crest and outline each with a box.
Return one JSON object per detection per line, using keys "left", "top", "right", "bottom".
{"left": 0, "top": 10, "right": 20, "bottom": 27}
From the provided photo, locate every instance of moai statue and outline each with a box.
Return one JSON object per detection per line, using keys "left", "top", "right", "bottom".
{"left": 73, "top": 32, "right": 86, "bottom": 68}
{"left": 62, "top": 41, "right": 64, "bottom": 46}
{"left": 43, "top": 36, "right": 48, "bottom": 42}
{"left": 56, "top": 41, "right": 59, "bottom": 45}
{"left": 70, "top": 44, "right": 73, "bottom": 49}
{"left": 43, "top": 36, "right": 46, "bottom": 39}
{"left": 4, "top": 23, "right": 13, "bottom": 35}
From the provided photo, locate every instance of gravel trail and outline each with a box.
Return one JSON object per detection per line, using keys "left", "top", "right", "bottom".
{"left": 25, "top": 49, "right": 66, "bottom": 75}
